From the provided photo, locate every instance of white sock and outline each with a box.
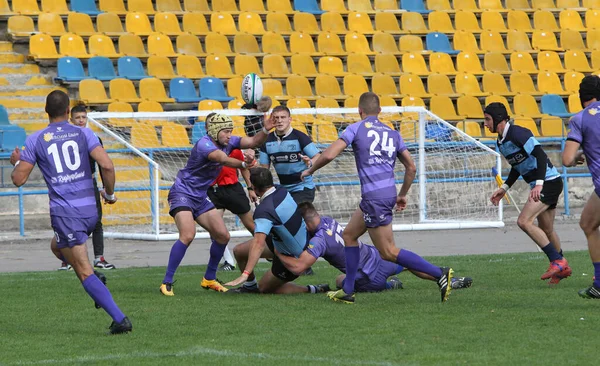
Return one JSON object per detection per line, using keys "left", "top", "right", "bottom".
{"left": 222, "top": 246, "right": 235, "bottom": 266}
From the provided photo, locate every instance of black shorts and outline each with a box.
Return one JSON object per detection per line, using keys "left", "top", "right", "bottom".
{"left": 207, "top": 183, "right": 251, "bottom": 215}
{"left": 289, "top": 188, "right": 316, "bottom": 204}
{"left": 540, "top": 178, "right": 563, "bottom": 210}
{"left": 265, "top": 235, "right": 299, "bottom": 283}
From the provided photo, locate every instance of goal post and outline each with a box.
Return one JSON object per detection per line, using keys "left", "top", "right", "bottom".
{"left": 87, "top": 106, "right": 503, "bottom": 241}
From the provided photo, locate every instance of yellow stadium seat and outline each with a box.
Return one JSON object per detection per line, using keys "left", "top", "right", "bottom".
{"left": 507, "top": 30, "right": 534, "bottom": 51}
{"left": 0, "top": 0, "right": 12, "bottom": 15}
{"left": 319, "top": 56, "right": 345, "bottom": 75}
{"left": 213, "top": 0, "right": 238, "bottom": 11}
{"left": 13, "top": 0, "right": 40, "bottom": 15}
{"left": 315, "top": 75, "right": 344, "bottom": 98}
{"left": 318, "top": 32, "right": 345, "bottom": 54}
{"left": 537, "top": 71, "right": 567, "bottom": 95}
{"left": 79, "top": 79, "right": 113, "bottom": 104}
{"left": 568, "top": 94, "right": 583, "bottom": 113}
{"left": 321, "top": 12, "right": 347, "bottom": 32}
{"left": 343, "top": 74, "right": 369, "bottom": 97}
{"left": 514, "top": 117, "right": 541, "bottom": 136}
{"left": 344, "top": 96, "right": 359, "bottom": 108}
{"left": 533, "top": 10, "right": 560, "bottom": 31}
{"left": 291, "top": 121, "right": 309, "bottom": 135}
{"left": 182, "top": 13, "right": 209, "bottom": 35}
{"left": 399, "top": 120, "right": 420, "bottom": 141}
{"left": 232, "top": 126, "right": 247, "bottom": 137}
{"left": 263, "top": 54, "right": 290, "bottom": 77}
{"left": 457, "top": 95, "right": 485, "bottom": 119}
{"left": 346, "top": 32, "right": 373, "bottom": 54}
{"left": 118, "top": 34, "right": 148, "bottom": 58}
{"left": 507, "top": 10, "right": 533, "bottom": 31}
{"left": 147, "top": 33, "right": 176, "bottom": 57}
{"left": 235, "top": 55, "right": 262, "bottom": 76}
{"left": 560, "top": 10, "right": 585, "bottom": 31}
{"left": 291, "top": 54, "right": 318, "bottom": 76}
{"left": 205, "top": 55, "right": 233, "bottom": 78}
{"left": 37, "top": 13, "right": 66, "bottom": 37}
{"left": 349, "top": 0, "right": 375, "bottom": 11}
{"left": 481, "top": 12, "right": 507, "bottom": 32}
{"left": 510, "top": 72, "right": 540, "bottom": 95}
{"left": 239, "top": 12, "right": 266, "bottom": 34}
{"left": 267, "top": 0, "right": 293, "bottom": 11}
{"left": 286, "top": 75, "right": 315, "bottom": 98}
{"left": 322, "top": 0, "right": 348, "bottom": 12}
{"left": 429, "top": 52, "right": 457, "bottom": 74}
{"left": 128, "top": 0, "right": 156, "bottom": 14}
{"left": 506, "top": 0, "right": 532, "bottom": 9}
{"left": 564, "top": 71, "right": 585, "bottom": 93}
{"left": 198, "top": 99, "right": 223, "bottom": 111}
{"left": 456, "top": 121, "right": 483, "bottom": 138}
{"left": 266, "top": 13, "right": 292, "bottom": 34}
{"left": 176, "top": 55, "right": 204, "bottom": 78}
{"left": 541, "top": 116, "right": 565, "bottom": 137}
{"left": 233, "top": 33, "right": 260, "bottom": 54}
{"left": 60, "top": 33, "right": 89, "bottom": 58}
{"left": 8, "top": 16, "right": 34, "bottom": 38}
{"left": 510, "top": 51, "right": 537, "bottom": 73}
{"left": 41, "top": 0, "right": 69, "bottom": 14}
{"left": 162, "top": 123, "right": 191, "bottom": 147}
{"left": 593, "top": 50, "right": 600, "bottom": 69}
{"left": 557, "top": 0, "right": 580, "bottom": 7}
{"left": 97, "top": 13, "right": 126, "bottom": 36}
{"left": 399, "top": 35, "right": 424, "bottom": 52}
{"left": 107, "top": 101, "right": 134, "bottom": 127}
{"left": 154, "top": 12, "right": 184, "bottom": 35}
{"left": 293, "top": 13, "right": 320, "bottom": 34}
{"left": 262, "top": 78, "right": 286, "bottom": 99}
{"left": 312, "top": 120, "right": 339, "bottom": 143}
{"left": 67, "top": 13, "right": 97, "bottom": 37}
{"left": 156, "top": 0, "right": 183, "bottom": 13}
{"left": 372, "top": 74, "right": 402, "bottom": 99}
{"left": 132, "top": 125, "right": 161, "bottom": 148}
{"left": 428, "top": 11, "right": 454, "bottom": 33}
{"left": 110, "top": 78, "right": 142, "bottom": 103}
{"left": 89, "top": 35, "right": 121, "bottom": 58}
{"left": 532, "top": 0, "right": 557, "bottom": 9}
{"left": 288, "top": 98, "right": 311, "bottom": 109}
{"left": 348, "top": 12, "right": 374, "bottom": 33}
{"left": 228, "top": 99, "right": 245, "bottom": 110}
{"left": 480, "top": 0, "right": 505, "bottom": 10}
{"left": 211, "top": 13, "right": 238, "bottom": 35}
{"left": 584, "top": 0, "right": 600, "bottom": 7}
{"left": 402, "top": 12, "right": 428, "bottom": 34}
{"left": 374, "top": 53, "right": 401, "bottom": 75}
{"left": 126, "top": 13, "right": 153, "bottom": 36}
{"left": 532, "top": 31, "right": 562, "bottom": 51}
{"left": 428, "top": 74, "right": 458, "bottom": 96}
{"left": 453, "top": 30, "right": 480, "bottom": 53}
{"left": 513, "top": 95, "right": 543, "bottom": 119}
{"left": 290, "top": 32, "right": 318, "bottom": 54}
{"left": 399, "top": 73, "right": 431, "bottom": 97}
{"left": 147, "top": 56, "right": 176, "bottom": 79}
{"left": 485, "top": 95, "right": 514, "bottom": 114}
{"left": 456, "top": 52, "right": 484, "bottom": 74}
{"left": 226, "top": 77, "right": 243, "bottom": 99}
{"left": 401, "top": 95, "right": 425, "bottom": 122}
{"left": 262, "top": 32, "right": 289, "bottom": 54}
{"left": 586, "top": 9, "right": 600, "bottom": 29}
{"left": 138, "top": 100, "right": 164, "bottom": 112}
{"left": 402, "top": 53, "right": 430, "bottom": 75}
{"left": 99, "top": 0, "right": 127, "bottom": 14}
{"left": 316, "top": 98, "right": 340, "bottom": 110}
{"left": 480, "top": 31, "right": 508, "bottom": 53}
{"left": 205, "top": 33, "right": 233, "bottom": 54}
{"left": 482, "top": 73, "right": 514, "bottom": 95}
{"left": 560, "top": 30, "right": 586, "bottom": 50}
{"left": 484, "top": 52, "right": 511, "bottom": 74}
{"left": 176, "top": 34, "right": 203, "bottom": 56}
{"left": 372, "top": 32, "right": 400, "bottom": 54}
{"left": 537, "top": 51, "right": 565, "bottom": 72}
{"left": 375, "top": 0, "right": 401, "bottom": 10}
{"left": 375, "top": 12, "right": 402, "bottom": 33}
{"left": 455, "top": 11, "right": 481, "bottom": 32}
{"left": 140, "top": 78, "right": 175, "bottom": 103}
{"left": 347, "top": 54, "right": 374, "bottom": 75}
{"left": 455, "top": 72, "right": 489, "bottom": 97}
{"left": 454, "top": 0, "right": 479, "bottom": 10}
{"left": 588, "top": 29, "right": 600, "bottom": 50}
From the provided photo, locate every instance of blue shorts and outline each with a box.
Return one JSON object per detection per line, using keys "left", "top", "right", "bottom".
{"left": 168, "top": 190, "right": 215, "bottom": 219}
{"left": 345, "top": 261, "right": 404, "bottom": 293}
{"left": 51, "top": 215, "right": 98, "bottom": 249}
{"left": 359, "top": 197, "right": 396, "bottom": 228}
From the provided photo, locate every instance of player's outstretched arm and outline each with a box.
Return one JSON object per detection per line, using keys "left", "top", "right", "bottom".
{"left": 563, "top": 140, "right": 585, "bottom": 167}
{"left": 91, "top": 146, "right": 117, "bottom": 203}
{"left": 239, "top": 113, "right": 275, "bottom": 149}
{"left": 274, "top": 249, "right": 317, "bottom": 276}
{"left": 301, "top": 139, "right": 347, "bottom": 181}
{"left": 225, "top": 232, "right": 268, "bottom": 287}
{"left": 208, "top": 149, "right": 250, "bottom": 169}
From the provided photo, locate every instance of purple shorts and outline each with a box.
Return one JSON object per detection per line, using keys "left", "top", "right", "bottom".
{"left": 51, "top": 215, "right": 98, "bottom": 249}
{"left": 359, "top": 197, "right": 396, "bottom": 228}
{"left": 345, "top": 260, "right": 404, "bottom": 293}
{"left": 168, "top": 190, "right": 215, "bottom": 219}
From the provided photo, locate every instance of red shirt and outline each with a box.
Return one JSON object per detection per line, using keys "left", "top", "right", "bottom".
{"left": 212, "top": 149, "right": 244, "bottom": 186}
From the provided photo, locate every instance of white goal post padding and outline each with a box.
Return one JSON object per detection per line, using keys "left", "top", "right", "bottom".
{"left": 88, "top": 107, "right": 503, "bottom": 241}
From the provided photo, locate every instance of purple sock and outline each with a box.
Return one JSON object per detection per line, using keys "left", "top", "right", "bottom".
{"left": 594, "top": 262, "right": 600, "bottom": 288}
{"left": 82, "top": 274, "right": 125, "bottom": 323}
{"left": 205, "top": 240, "right": 227, "bottom": 281}
{"left": 396, "top": 249, "right": 443, "bottom": 279}
{"left": 343, "top": 246, "right": 360, "bottom": 294}
{"left": 163, "top": 240, "right": 188, "bottom": 284}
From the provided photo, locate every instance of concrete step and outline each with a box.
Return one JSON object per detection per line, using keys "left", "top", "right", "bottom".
{"left": 0, "top": 53, "right": 26, "bottom": 63}
{"left": 0, "top": 64, "right": 40, "bottom": 74}
{"left": 0, "top": 42, "right": 14, "bottom": 52}
{"left": 0, "top": 86, "right": 66, "bottom": 97}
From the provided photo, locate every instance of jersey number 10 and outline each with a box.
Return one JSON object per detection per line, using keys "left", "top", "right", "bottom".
{"left": 367, "top": 130, "right": 395, "bottom": 158}
{"left": 47, "top": 141, "right": 81, "bottom": 174}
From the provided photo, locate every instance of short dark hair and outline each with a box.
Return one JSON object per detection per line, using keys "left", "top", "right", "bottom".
{"left": 579, "top": 75, "right": 600, "bottom": 104}
{"left": 45, "top": 90, "right": 70, "bottom": 119}
{"left": 250, "top": 167, "right": 274, "bottom": 192}
{"left": 70, "top": 104, "right": 87, "bottom": 116}
{"left": 272, "top": 105, "right": 291, "bottom": 117}
{"left": 358, "top": 92, "right": 380, "bottom": 115}
{"left": 298, "top": 202, "right": 318, "bottom": 219}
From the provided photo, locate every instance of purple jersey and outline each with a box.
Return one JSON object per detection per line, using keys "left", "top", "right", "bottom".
{"left": 340, "top": 116, "right": 407, "bottom": 200}
{"left": 568, "top": 103, "right": 600, "bottom": 191}
{"left": 20, "top": 121, "right": 100, "bottom": 218}
{"left": 170, "top": 135, "right": 242, "bottom": 195}
{"left": 306, "top": 216, "right": 381, "bottom": 280}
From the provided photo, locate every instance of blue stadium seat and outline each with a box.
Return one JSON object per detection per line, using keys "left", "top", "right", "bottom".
{"left": 199, "top": 77, "right": 234, "bottom": 102}
{"left": 294, "top": 0, "right": 325, "bottom": 14}
{"left": 88, "top": 56, "right": 116, "bottom": 81}
{"left": 541, "top": 94, "right": 574, "bottom": 118}
{"left": 55, "top": 57, "right": 90, "bottom": 83}
{"left": 0, "top": 105, "right": 11, "bottom": 125}
{"left": 117, "top": 57, "right": 150, "bottom": 81}
{"left": 71, "top": 0, "right": 103, "bottom": 16}
{"left": 192, "top": 122, "right": 206, "bottom": 144}
{"left": 401, "top": 0, "right": 432, "bottom": 14}
{"left": 426, "top": 33, "right": 460, "bottom": 55}
{"left": 425, "top": 123, "right": 452, "bottom": 142}
{"left": 170, "top": 78, "right": 204, "bottom": 103}
{"left": 0, "top": 126, "right": 27, "bottom": 152}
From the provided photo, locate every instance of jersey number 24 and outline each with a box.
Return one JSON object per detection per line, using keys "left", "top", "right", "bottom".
{"left": 368, "top": 130, "right": 395, "bottom": 158}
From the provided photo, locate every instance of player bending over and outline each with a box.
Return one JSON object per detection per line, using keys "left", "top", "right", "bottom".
{"left": 10, "top": 91, "right": 131, "bottom": 334}
{"left": 301, "top": 92, "right": 454, "bottom": 304}
{"left": 562, "top": 75, "right": 600, "bottom": 298}
{"left": 485, "top": 102, "right": 571, "bottom": 285}
{"left": 159, "top": 113, "right": 273, "bottom": 296}
{"left": 224, "top": 168, "right": 329, "bottom": 294}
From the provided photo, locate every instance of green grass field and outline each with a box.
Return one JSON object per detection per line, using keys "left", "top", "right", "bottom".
{"left": 1, "top": 250, "right": 598, "bottom": 366}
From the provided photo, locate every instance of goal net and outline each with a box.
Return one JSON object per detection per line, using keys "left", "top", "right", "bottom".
{"left": 87, "top": 107, "right": 503, "bottom": 240}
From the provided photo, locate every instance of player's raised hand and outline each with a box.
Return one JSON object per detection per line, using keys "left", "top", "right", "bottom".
{"left": 101, "top": 190, "right": 118, "bottom": 204}
{"left": 10, "top": 147, "right": 21, "bottom": 166}
{"left": 529, "top": 185, "right": 542, "bottom": 202}
{"left": 396, "top": 195, "right": 408, "bottom": 211}
{"left": 490, "top": 188, "right": 506, "bottom": 206}
{"left": 225, "top": 272, "right": 249, "bottom": 287}
{"left": 262, "top": 113, "right": 275, "bottom": 132}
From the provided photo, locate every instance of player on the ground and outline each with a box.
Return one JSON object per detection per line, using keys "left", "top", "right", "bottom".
{"left": 159, "top": 113, "right": 274, "bottom": 296}
{"left": 301, "top": 92, "right": 454, "bottom": 304}
{"left": 224, "top": 168, "right": 329, "bottom": 294}
{"left": 486, "top": 102, "right": 571, "bottom": 285}
{"left": 562, "top": 75, "right": 600, "bottom": 298}
{"left": 10, "top": 91, "right": 131, "bottom": 334}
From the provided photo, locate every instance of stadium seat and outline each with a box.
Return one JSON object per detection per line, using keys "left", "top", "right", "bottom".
{"left": 228, "top": 99, "right": 245, "bottom": 110}
{"left": 131, "top": 124, "right": 162, "bottom": 148}
{"left": 541, "top": 94, "right": 573, "bottom": 118}
{"left": 507, "top": 10, "right": 533, "bottom": 31}
{"left": 560, "top": 30, "right": 586, "bottom": 51}
{"left": 226, "top": 77, "right": 243, "bottom": 99}
{"left": 315, "top": 75, "right": 344, "bottom": 99}
{"left": 456, "top": 52, "right": 484, "bottom": 74}
{"left": 455, "top": 0, "right": 480, "bottom": 11}
{"left": 402, "top": 12, "right": 428, "bottom": 33}
{"left": 8, "top": 16, "right": 34, "bottom": 39}
{"left": 568, "top": 94, "right": 583, "bottom": 113}
{"left": 89, "top": 35, "right": 122, "bottom": 58}
{"left": 192, "top": 122, "right": 207, "bottom": 143}
{"left": 267, "top": 0, "right": 293, "bottom": 11}
{"left": 318, "top": 32, "right": 345, "bottom": 54}
{"left": 60, "top": 34, "right": 90, "bottom": 58}
{"left": 79, "top": 79, "right": 113, "bottom": 104}
{"left": 67, "top": 13, "right": 97, "bottom": 37}
{"left": 510, "top": 72, "right": 540, "bottom": 95}
{"left": 428, "top": 74, "right": 458, "bottom": 97}
{"left": 182, "top": 13, "right": 209, "bottom": 35}
{"left": 321, "top": 12, "right": 347, "bottom": 32}
{"left": 170, "top": 78, "right": 203, "bottom": 103}
{"left": 537, "top": 51, "right": 565, "bottom": 73}
{"left": 486, "top": 95, "right": 514, "bottom": 115}
{"left": 312, "top": 120, "right": 339, "bottom": 143}
{"left": 155, "top": 12, "right": 184, "bottom": 35}
{"left": 399, "top": 74, "right": 431, "bottom": 97}
{"left": 0, "top": 126, "right": 26, "bottom": 152}
{"left": 41, "top": 0, "right": 70, "bottom": 14}
{"left": 110, "top": 78, "right": 142, "bottom": 103}
{"left": 402, "top": 53, "right": 430, "bottom": 75}
{"left": 56, "top": 57, "right": 90, "bottom": 82}
{"left": 372, "top": 74, "right": 402, "bottom": 99}
{"left": 239, "top": 12, "right": 266, "bottom": 34}
{"left": 533, "top": 10, "right": 560, "bottom": 31}
{"left": 560, "top": 10, "right": 585, "bottom": 31}
{"left": 372, "top": 32, "right": 400, "bottom": 54}
{"left": 199, "top": 77, "right": 234, "bottom": 102}
{"left": 138, "top": 100, "right": 164, "bottom": 112}
{"left": 456, "top": 121, "right": 483, "bottom": 138}
{"left": 345, "top": 32, "right": 372, "bottom": 54}
{"left": 140, "top": 78, "right": 175, "bottom": 103}
{"left": 514, "top": 117, "right": 541, "bottom": 136}
{"left": 147, "top": 56, "right": 176, "bottom": 79}
{"left": 532, "top": 0, "right": 557, "bottom": 9}
{"left": 262, "top": 32, "right": 289, "bottom": 54}
{"left": 344, "top": 97, "right": 359, "bottom": 108}
{"left": 290, "top": 121, "right": 310, "bottom": 135}
{"left": 293, "top": 13, "right": 320, "bottom": 34}
{"left": 480, "top": 31, "right": 508, "bottom": 53}
{"left": 233, "top": 33, "right": 261, "bottom": 54}
{"left": 453, "top": 30, "right": 480, "bottom": 53}
{"left": 564, "top": 71, "right": 585, "bottom": 93}
{"left": 294, "top": 0, "right": 325, "bottom": 14}
{"left": 263, "top": 54, "right": 290, "bottom": 78}
{"left": 118, "top": 56, "right": 150, "bottom": 80}
{"left": 13, "top": 0, "right": 41, "bottom": 14}
{"left": 97, "top": 13, "right": 126, "bottom": 36}
{"left": 290, "top": 32, "right": 319, "bottom": 54}
{"left": 399, "top": 120, "right": 420, "bottom": 141}
{"left": 588, "top": 30, "right": 600, "bottom": 50}
{"left": 343, "top": 75, "right": 369, "bottom": 97}
{"left": 162, "top": 124, "right": 191, "bottom": 148}
{"left": 429, "top": 52, "right": 457, "bottom": 74}
{"left": 532, "top": 31, "right": 562, "bottom": 51}
{"left": 37, "top": 13, "right": 66, "bottom": 37}
{"left": 156, "top": 0, "right": 184, "bottom": 13}
{"left": 0, "top": 105, "right": 9, "bottom": 125}
{"left": 402, "top": 0, "right": 432, "bottom": 13}
{"left": 455, "top": 73, "right": 488, "bottom": 97}
{"left": 510, "top": 52, "right": 537, "bottom": 73}
{"left": 586, "top": 9, "right": 600, "bottom": 29}
{"left": 427, "top": 0, "right": 453, "bottom": 11}
{"left": 235, "top": 55, "right": 262, "bottom": 76}
{"left": 584, "top": 0, "right": 600, "bottom": 8}
{"left": 455, "top": 11, "right": 481, "bottom": 32}
{"left": 126, "top": 13, "right": 153, "bottom": 36}
{"left": 375, "top": 12, "right": 402, "bottom": 33}
{"left": 482, "top": 73, "right": 514, "bottom": 96}
{"left": 29, "top": 34, "right": 59, "bottom": 60}
{"left": 147, "top": 33, "right": 177, "bottom": 57}
{"left": 176, "top": 34, "right": 204, "bottom": 56}
{"left": 266, "top": 13, "right": 293, "bottom": 34}
{"left": 211, "top": 13, "right": 238, "bottom": 35}
{"left": 374, "top": 0, "right": 401, "bottom": 10}
{"left": 349, "top": 0, "right": 376, "bottom": 11}
{"left": 540, "top": 116, "right": 566, "bottom": 137}
{"left": 287, "top": 97, "right": 312, "bottom": 110}
{"left": 537, "top": 72, "right": 567, "bottom": 95}
{"left": 88, "top": 56, "right": 117, "bottom": 81}
{"left": 457, "top": 95, "right": 485, "bottom": 119}
{"left": 506, "top": 30, "right": 534, "bottom": 52}
{"left": 426, "top": 33, "right": 460, "bottom": 55}
{"left": 107, "top": 101, "right": 134, "bottom": 127}
{"left": 375, "top": 53, "right": 402, "bottom": 75}
{"left": 212, "top": 0, "right": 239, "bottom": 11}
{"left": 176, "top": 55, "right": 204, "bottom": 79}
{"left": 347, "top": 54, "right": 374, "bottom": 75}
{"left": 128, "top": 0, "right": 156, "bottom": 14}
{"left": 557, "top": 0, "right": 579, "bottom": 7}
{"left": 285, "top": 75, "right": 314, "bottom": 99}
{"left": 205, "top": 33, "right": 233, "bottom": 55}
{"left": 99, "top": 0, "right": 127, "bottom": 15}
{"left": 322, "top": 0, "right": 348, "bottom": 12}
{"left": 428, "top": 11, "right": 455, "bottom": 33}
{"left": 262, "top": 79, "right": 286, "bottom": 99}
{"left": 484, "top": 52, "right": 511, "bottom": 74}
{"left": 482, "top": 12, "right": 507, "bottom": 32}
{"left": 205, "top": 55, "right": 233, "bottom": 78}
{"left": 71, "top": 0, "right": 103, "bottom": 16}
{"left": 513, "top": 94, "right": 543, "bottom": 119}
{"left": 198, "top": 99, "right": 223, "bottom": 111}
{"left": 319, "top": 56, "right": 345, "bottom": 76}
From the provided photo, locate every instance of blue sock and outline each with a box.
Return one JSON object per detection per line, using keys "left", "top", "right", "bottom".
{"left": 343, "top": 246, "right": 360, "bottom": 294}
{"left": 542, "top": 243, "right": 562, "bottom": 262}
{"left": 205, "top": 240, "right": 227, "bottom": 281}
{"left": 82, "top": 274, "right": 125, "bottom": 323}
{"left": 163, "top": 240, "right": 188, "bottom": 284}
{"left": 594, "top": 262, "right": 600, "bottom": 288}
{"left": 396, "top": 249, "right": 443, "bottom": 279}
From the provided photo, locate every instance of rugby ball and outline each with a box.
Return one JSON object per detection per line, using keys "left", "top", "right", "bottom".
{"left": 241, "top": 73, "right": 263, "bottom": 105}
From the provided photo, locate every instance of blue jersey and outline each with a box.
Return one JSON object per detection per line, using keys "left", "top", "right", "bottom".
{"left": 497, "top": 123, "right": 560, "bottom": 187}
{"left": 259, "top": 129, "right": 320, "bottom": 192}
{"left": 253, "top": 186, "right": 308, "bottom": 256}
